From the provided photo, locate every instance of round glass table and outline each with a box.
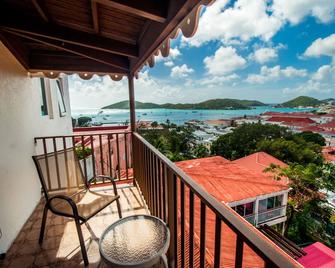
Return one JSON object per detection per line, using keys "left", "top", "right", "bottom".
{"left": 99, "top": 215, "right": 170, "bottom": 268}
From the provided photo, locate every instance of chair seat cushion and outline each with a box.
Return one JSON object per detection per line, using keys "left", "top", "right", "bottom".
{"left": 50, "top": 189, "right": 119, "bottom": 220}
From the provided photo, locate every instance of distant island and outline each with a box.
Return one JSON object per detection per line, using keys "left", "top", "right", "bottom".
{"left": 102, "top": 98, "right": 265, "bottom": 110}
{"left": 278, "top": 96, "right": 323, "bottom": 108}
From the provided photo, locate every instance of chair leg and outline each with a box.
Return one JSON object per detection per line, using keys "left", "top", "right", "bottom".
{"left": 116, "top": 199, "right": 122, "bottom": 219}
{"left": 39, "top": 204, "right": 48, "bottom": 244}
{"left": 74, "top": 217, "right": 89, "bottom": 266}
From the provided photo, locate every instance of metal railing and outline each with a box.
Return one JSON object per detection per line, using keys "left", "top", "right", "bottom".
{"left": 132, "top": 132, "right": 300, "bottom": 268}
{"left": 34, "top": 131, "right": 132, "bottom": 184}
{"left": 244, "top": 206, "right": 287, "bottom": 226}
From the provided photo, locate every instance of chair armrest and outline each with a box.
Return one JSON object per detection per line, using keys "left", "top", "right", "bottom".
{"left": 92, "top": 175, "right": 119, "bottom": 196}
{"left": 47, "top": 194, "right": 80, "bottom": 219}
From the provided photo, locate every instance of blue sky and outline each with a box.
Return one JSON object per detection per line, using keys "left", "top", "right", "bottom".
{"left": 69, "top": 0, "right": 335, "bottom": 109}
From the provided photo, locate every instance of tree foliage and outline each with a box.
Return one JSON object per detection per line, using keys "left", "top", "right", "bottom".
{"left": 266, "top": 163, "right": 335, "bottom": 247}
{"left": 77, "top": 116, "right": 92, "bottom": 127}
{"left": 294, "top": 131, "right": 326, "bottom": 146}
{"left": 211, "top": 123, "right": 289, "bottom": 159}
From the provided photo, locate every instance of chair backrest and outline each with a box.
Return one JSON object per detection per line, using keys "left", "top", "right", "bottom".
{"left": 33, "top": 147, "right": 87, "bottom": 199}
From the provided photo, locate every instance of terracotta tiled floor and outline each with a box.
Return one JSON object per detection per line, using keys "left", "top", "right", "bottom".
{"left": 1, "top": 184, "right": 149, "bottom": 268}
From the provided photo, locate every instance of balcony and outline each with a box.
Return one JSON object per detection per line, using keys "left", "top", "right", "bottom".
{"left": 1, "top": 130, "right": 301, "bottom": 267}
{"left": 244, "top": 206, "right": 287, "bottom": 226}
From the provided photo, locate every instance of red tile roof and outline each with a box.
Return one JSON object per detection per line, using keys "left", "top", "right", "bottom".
{"left": 319, "top": 120, "right": 335, "bottom": 129}
{"left": 266, "top": 116, "right": 316, "bottom": 124}
{"left": 233, "top": 152, "right": 287, "bottom": 175}
{"left": 322, "top": 147, "right": 335, "bottom": 162}
{"left": 176, "top": 156, "right": 288, "bottom": 204}
{"left": 298, "top": 242, "right": 335, "bottom": 268}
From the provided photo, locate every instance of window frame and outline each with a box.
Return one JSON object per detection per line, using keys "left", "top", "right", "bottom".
{"left": 56, "top": 79, "right": 67, "bottom": 117}
{"left": 39, "top": 78, "right": 48, "bottom": 116}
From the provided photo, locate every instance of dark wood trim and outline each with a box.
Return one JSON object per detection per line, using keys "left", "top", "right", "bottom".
{"left": 91, "top": 0, "right": 99, "bottom": 33}
{"left": 3, "top": 29, "right": 129, "bottom": 70}
{"left": 0, "top": 32, "right": 29, "bottom": 69}
{"left": 0, "top": 14, "right": 138, "bottom": 58}
{"left": 95, "top": 0, "right": 167, "bottom": 23}
{"left": 31, "top": 0, "right": 49, "bottom": 22}
{"left": 127, "top": 75, "right": 136, "bottom": 132}
{"left": 130, "top": 0, "right": 200, "bottom": 73}
{"left": 29, "top": 50, "right": 127, "bottom": 74}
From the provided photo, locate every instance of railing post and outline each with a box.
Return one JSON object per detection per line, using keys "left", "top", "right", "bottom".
{"left": 127, "top": 74, "right": 136, "bottom": 132}
{"left": 167, "top": 169, "right": 177, "bottom": 268}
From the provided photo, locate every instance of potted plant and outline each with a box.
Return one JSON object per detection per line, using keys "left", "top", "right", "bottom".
{"left": 75, "top": 146, "right": 94, "bottom": 181}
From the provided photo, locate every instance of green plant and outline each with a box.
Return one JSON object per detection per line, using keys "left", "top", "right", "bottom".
{"left": 75, "top": 146, "right": 93, "bottom": 160}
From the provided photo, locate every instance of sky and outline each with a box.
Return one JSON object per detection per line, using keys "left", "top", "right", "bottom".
{"left": 69, "top": 0, "right": 335, "bottom": 109}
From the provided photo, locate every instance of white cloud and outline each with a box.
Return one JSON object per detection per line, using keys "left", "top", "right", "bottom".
{"left": 204, "top": 46, "right": 246, "bottom": 75}
{"left": 156, "top": 47, "right": 181, "bottom": 63}
{"left": 250, "top": 47, "right": 278, "bottom": 64}
{"left": 312, "top": 64, "right": 335, "bottom": 81}
{"left": 170, "top": 64, "right": 194, "bottom": 78}
{"left": 304, "top": 34, "right": 335, "bottom": 61}
{"left": 200, "top": 74, "right": 240, "bottom": 87}
{"left": 185, "top": 0, "right": 283, "bottom": 47}
{"left": 164, "top": 61, "right": 174, "bottom": 67}
{"left": 283, "top": 64, "right": 335, "bottom": 95}
{"left": 246, "top": 65, "right": 307, "bottom": 84}
{"left": 272, "top": 0, "right": 335, "bottom": 24}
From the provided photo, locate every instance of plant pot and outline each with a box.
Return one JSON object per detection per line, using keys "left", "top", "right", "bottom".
{"left": 79, "top": 154, "right": 94, "bottom": 181}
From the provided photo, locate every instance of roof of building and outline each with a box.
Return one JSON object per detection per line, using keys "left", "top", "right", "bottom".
{"left": 233, "top": 152, "right": 288, "bottom": 177}
{"left": 319, "top": 120, "right": 335, "bottom": 128}
{"left": 266, "top": 116, "right": 316, "bottom": 124}
{"left": 298, "top": 242, "right": 335, "bottom": 268}
{"left": 176, "top": 156, "right": 289, "bottom": 204}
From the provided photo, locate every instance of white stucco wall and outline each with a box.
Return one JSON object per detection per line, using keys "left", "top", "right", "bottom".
{"left": 0, "top": 43, "right": 73, "bottom": 253}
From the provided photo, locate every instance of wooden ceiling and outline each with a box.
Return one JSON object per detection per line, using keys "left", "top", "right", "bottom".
{"left": 0, "top": 0, "right": 212, "bottom": 80}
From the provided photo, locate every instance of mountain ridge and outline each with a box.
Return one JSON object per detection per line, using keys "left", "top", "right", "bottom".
{"left": 101, "top": 98, "right": 266, "bottom": 110}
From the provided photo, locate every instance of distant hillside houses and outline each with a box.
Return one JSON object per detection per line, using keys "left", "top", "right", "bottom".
{"left": 260, "top": 112, "right": 335, "bottom": 144}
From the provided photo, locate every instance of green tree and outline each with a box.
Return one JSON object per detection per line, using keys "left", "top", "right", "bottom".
{"left": 77, "top": 116, "right": 92, "bottom": 127}
{"left": 72, "top": 117, "right": 77, "bottom": 127}
{"left": 193, "top": 144, "right": 210, "bottom": 158}
{"left": 151, "top": 121, "right": 158, "bottom": 128}
{"left": 266, "top": 163, "right": 335, "bottom": 247}
{"left": 257, "top": 137, "right": 323, "bottom": 165}
{"left": 293, "top": 131, "right": 326, "bottom": 146}
{"left": 211, "top": 123, "right": 289, "bottom": 159}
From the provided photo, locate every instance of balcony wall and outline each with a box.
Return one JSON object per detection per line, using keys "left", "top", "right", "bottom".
{"left": 0, "top": 43, "right": 73, "bottom": 254}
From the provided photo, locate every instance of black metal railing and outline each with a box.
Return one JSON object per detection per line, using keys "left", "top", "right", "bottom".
{"left": 132, "top": 133, "right": 300, "bottom": 268}
{"left": 34, "top": 131, "right": 132, "bottom": 184}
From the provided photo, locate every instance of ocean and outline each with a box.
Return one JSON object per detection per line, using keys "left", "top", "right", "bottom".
{"left": 71, "top": 106, "right": 315, "bottom": 126}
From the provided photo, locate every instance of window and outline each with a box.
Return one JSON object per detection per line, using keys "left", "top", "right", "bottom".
{"left": 39, "top": 78, "right": 48, "bottom": 116}
{"left": 56, "top": 80, "right": 66, "bottom": 117}
{"left": 259, "top": 195, "right": 283, "bottom": 212}
{"left": 232, "top": 202, "right": 254, "bottom": 217}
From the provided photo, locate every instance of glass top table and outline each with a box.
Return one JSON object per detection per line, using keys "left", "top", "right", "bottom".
{"left": 99, "top": 215, "right": 170, "bottom": 268}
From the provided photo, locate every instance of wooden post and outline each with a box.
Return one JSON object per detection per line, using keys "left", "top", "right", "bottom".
{"left": 128, "top": 74, "right": 136, "bottom": 132}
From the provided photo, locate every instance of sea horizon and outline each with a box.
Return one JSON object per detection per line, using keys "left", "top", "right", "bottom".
{"left": 71, "top": 105, "right": 315, "bottom": 126}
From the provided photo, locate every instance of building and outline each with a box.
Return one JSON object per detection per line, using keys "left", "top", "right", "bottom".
{"left": 176, "top": 153, "right": 289, "bottom": 228}
{"left": 176, "top": 154, "right": 290, "bottom": 267}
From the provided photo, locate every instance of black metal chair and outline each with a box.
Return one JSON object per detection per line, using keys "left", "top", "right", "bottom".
{"left": 32, "top": 147, "right": 122, "bottom": 266}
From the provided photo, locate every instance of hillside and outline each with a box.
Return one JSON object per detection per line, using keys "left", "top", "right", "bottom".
{"left": 102, "top": 101, "right": 161, "bottom": 109}
{"left": 102, "top": 99, "right": 266, "bottom": 110}
{"left": 280, "top": 96, "right": 323, "bottom": 108}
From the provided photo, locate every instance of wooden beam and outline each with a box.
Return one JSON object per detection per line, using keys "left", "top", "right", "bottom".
{"left": 29, "top": 50, "right": 126, "bottom": 74}
{"left": 31, "top": 0, "right": 49, "bottom": 22}
{"left": 91, "top": 1, "right": 99, "bottom": 33}
{"left": 0, "top": 32, "right": 29, "bottom": 69}
{"left": 0, "top": 14, "right": 138, "bottom": 58}
{"left": 3, "top": 28, "right": 129, "bottom": 71}
{"left": 127, "top": 75, "right": 136, "bottom": 132}
{"left": 95, "top": 0, "right": 167, "bottom": 23}
{"left": 130, "top": 0, "right": 204, "bottom": 73}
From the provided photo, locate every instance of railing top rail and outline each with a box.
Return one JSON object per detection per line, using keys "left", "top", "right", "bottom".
{"left": 34, "top": 131, "right": 132, "bottom": 142}
{"left": 133, "top": 132, "right": 301, "bottom": 268}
